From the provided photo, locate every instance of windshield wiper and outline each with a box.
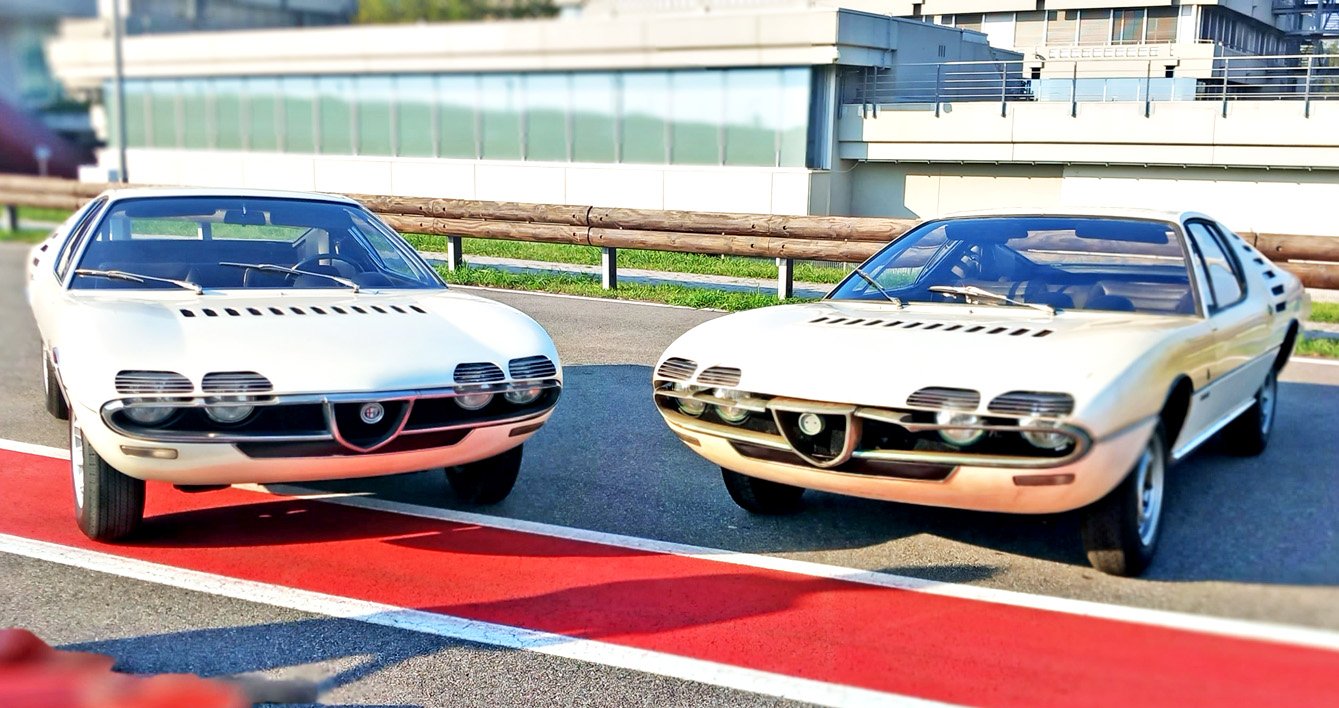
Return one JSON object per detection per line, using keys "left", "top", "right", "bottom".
{"left": 851, "top": 267, "right": 903, "bottom": 308}
{"left": 75, "top": 268, "right": 203, "bottom": 294}
{"left": 929, "top": 285, "right": 1055, "bottom": 314}
{"left": 219, "top": 262, "right": 360, "bottom": 293}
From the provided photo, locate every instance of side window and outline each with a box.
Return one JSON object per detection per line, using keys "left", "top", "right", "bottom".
{"left": 350, "top": 213, "right": 415, "bottom": 278}
{"left": 54, "top": 197, "right": 107, "bottom": 280}
{"left": 1186, "top": 221, "right": 1245, "bottom": 310}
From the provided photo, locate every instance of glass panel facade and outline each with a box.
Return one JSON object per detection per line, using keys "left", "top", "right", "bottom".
{"left": 1014, "top": 11, "right": 1046, "bottom": 47}
{"left": 395, "top": 74, "right": 435, "bottom": 158}
{"left": 1047, "top": 11, "right": 1077, "bottom": 45}
{"left": 357, "top": 75, "right": 394, "bottom": 156}
{"left": 1146, "top": 7, "right": 1178, "bottom": 43}
{"left": 671, "top": 71, "right": 722, "bottom": 165}
{"left": 1112, "top": 9, "right": 1145, "bottom": 44}
{"left": 213, "top": 78, "right": 243, "bottom": 150}
{"left": 318, "top": 75, "right": 353, "bottom": 155}
{"left": 111, "top": 67, "right": 812, "bottom": 168}
{"left": 1077, "top": 10, "right": 1111, "bottom": 46}
{"left": 620, "top": 71, "right": 669, "bottom": 164}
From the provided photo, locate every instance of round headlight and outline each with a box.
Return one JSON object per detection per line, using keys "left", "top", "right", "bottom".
{"left": 677, "top": 397, "right": 707, "bottom": 417}
{"left": 503, "top": 388, "right": 542, "bottom": 406}
{"left": 455, "top": 392, "right": 494, "bottom": 410}
{"left": 206, "top": 404, "right": 255, "bottom": 425}
{"left": 936, "top": 410, "right": 984, "bottom": 446}
{"left": 123, "top": 405, "right": 175, "bottom": 427}
{"left": 1021, "top": 418, "right": 1071, "bottom": 450}
{"left": 797, "top": 412, "right": 825, "bottom": 436}
{"left": 715, "top": 404, "right": 749, "bottom": 424}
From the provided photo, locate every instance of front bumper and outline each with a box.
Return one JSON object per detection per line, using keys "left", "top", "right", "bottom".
{"left": 76, "top": 380, "right": 560, "bottom": 484}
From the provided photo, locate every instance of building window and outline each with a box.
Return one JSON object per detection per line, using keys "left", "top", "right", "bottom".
{"left": 1014, "top": 10, "right": 1046, "bottom": 47}
{"left": 1145, "top": 7, "right": 1178, "bottom": 43}
{"left": 1047, "top": 11, "right": 1077, "bottom": 45}
{"left": 955, "top": 14, "right": 984, "bottom": 33}
{"left": 1077, "top": 10, "right": 1111, "bottom": 46}
{"left": 1112, "top": 9, "right": 1145, "bottom": 45}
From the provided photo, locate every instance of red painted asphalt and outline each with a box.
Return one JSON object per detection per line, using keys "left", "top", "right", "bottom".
{"left": 2, "top": 448, "right": 1336, "bottom": 707}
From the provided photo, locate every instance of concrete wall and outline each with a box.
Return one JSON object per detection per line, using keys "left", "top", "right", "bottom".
{"left": 113, "top": 148, "right": 815, "bottom": 214}
{"left": 839, "top": 162, "right": 1339, "bottom": 237}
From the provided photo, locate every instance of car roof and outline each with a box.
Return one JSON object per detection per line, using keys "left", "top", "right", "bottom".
{"left": 97, "top": 186, "right": 362, "bottom": 206}
{"left": 938, "top": 206, "right": 1202, "bottom": 223}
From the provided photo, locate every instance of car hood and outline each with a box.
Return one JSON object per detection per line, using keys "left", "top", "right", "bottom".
{"left": 55, "top": 288, "right": 560, "bottom": 407}
{"left": 660, "top": 300, "right": 1196, "bottom": 424}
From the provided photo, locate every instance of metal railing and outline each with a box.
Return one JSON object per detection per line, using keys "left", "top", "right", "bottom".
{"left": 845, "top": 53, "right": 1339, "bottom": 118}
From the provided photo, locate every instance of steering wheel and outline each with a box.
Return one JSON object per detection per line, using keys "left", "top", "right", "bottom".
{"left": 292, "top": 254, "right": 363, "bottom": 277}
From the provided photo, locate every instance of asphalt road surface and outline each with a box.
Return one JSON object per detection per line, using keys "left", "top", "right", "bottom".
{"left": 2, "top": 241, "right": 1338, "bottom": 706}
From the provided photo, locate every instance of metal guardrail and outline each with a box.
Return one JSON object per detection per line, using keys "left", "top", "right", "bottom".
{"left": 2, "top": 174, "right": 1336, "bottom": 293}
{"left": 846, "top": 53, "right": 1339, "bottom": 119}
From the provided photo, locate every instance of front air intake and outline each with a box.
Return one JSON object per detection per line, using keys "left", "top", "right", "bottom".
{"left": 509, "top": 356, "right": 557, "bottom": 380}
{"left": 906, "top": 387, "right": 981, "bottom": 411}
{"left": 656, "top": 357, "right": 697, "bottom": 381}
{"left": 454, "top": 362, "right": 506, "bottom": 384}
{"left": 115, "top": 371, "right": 193, "bottom": 395}
{"left": 988, "top": 391, "right": 1075, "bottom": 417}
{"left": 201, "top": 371, "right": 273, "bottom": 394}
{"left": 698, "top": 366, "right": 742, "bottom": 387}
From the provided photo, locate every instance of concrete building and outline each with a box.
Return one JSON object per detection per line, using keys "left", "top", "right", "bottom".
{"left": 42, "top": 5, "right": 1339, "bottom": 238}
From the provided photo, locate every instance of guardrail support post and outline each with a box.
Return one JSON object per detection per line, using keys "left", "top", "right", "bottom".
{"left": 602, "top": 247, "right": 617, "bottom": 290}
{"left": 1304, "top": 56, "right": 1314, "bottom": 119}
{"left": 1, "top": 204, "right": 17, "bottom": 232}
{"left": 777, "top": 258, "right": 794, "bottom": 300}
{"left": 1220, "top": 57, "right": 1230, "bottom": 118}
{"left": 446, "top": 235, "right": 463, "bottom": 271}
{"left": 1070, "top": 63, "right": 1078, "bottom": 118}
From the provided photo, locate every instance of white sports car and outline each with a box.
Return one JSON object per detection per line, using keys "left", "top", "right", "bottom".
{"left": 653, "top": 209, "right": 1307, "bottom": 575}
{"left": 28, "top": 188, "right": 562, "bottom": 541}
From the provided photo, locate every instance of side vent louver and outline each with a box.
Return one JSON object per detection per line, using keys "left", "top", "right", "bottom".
{"left": 656, "top": 357, "right": 697, "bottom": 381}
{"left": 201, "top": 371, "right": 273, "bottom": 394}
{"left": 698, "top": 366, "right": 742, "bottom": 387}
{"left": 509, "top": 356, "right": 557, "bottom": 380}
{"left": 988, "top": 391, "right": 1075, "bottom": 417}
{"left": 906, "top": 387, "right": 980, "bottom": 411}
{"left": 115, "top": 371, "right": 193, "bottom": 395}
{"left": 454, "top": 362, "right": 506, "bottom": 384}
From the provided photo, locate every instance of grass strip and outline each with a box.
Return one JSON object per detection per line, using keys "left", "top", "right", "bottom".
{"left": 435, "top": 264, "right": 810, "bottom": 311}
{"left": 0, "top": 229, "right": 52, "bottom": 243}
{"left": 1308, "top": 301, "right": 1338, "bottom": 324}
{"left": 1296, "top": 337, "right": 1339, "bottom": 359}
{"left": 405, "top": 234, "right": 851, "bottom": 285}
{"left": 18, "top": 206, "right": 73, "bottom": 224}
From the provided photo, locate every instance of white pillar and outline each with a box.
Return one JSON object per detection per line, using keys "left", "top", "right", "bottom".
{"left": 777, "top": 258, "right": 794, "bottom": 299}
{"left": 446, "top": 235, "right": 463, "bottom": 271}
{"left": 602, "top": 247, "right": 618, "bottom": 289}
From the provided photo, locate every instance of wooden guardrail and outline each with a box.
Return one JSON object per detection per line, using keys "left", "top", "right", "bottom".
{"left": 2, "top": 174, "right": 1337, "bottom": 294}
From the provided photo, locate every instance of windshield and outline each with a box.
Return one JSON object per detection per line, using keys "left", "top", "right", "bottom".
{"left": 69, "top": 197, "right": 443, "bottom": 291}
{"left": 828, "top": 217, "right": 1195, "bottom": 316}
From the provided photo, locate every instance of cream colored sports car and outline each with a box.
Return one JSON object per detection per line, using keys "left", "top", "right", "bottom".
{"left": 653, "top": 209, "right": 1307, "bottom": 576}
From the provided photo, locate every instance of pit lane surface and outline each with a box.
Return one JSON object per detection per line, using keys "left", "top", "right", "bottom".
{"left": 2, "top": 242, "right": 1338, "bottom": 706}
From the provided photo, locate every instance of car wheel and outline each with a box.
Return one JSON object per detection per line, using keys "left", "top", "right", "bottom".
{"left": 1080, "top": 424, "right": 1166, "bottom": 577}
{"left": 722, "top": 468, "right": 805, "bottom": 515}
{"left": 445, "top": 445, "right": 523, "bottom": 505}
{"left": 71, "top": 414, "right": 145, "bottom": 542}
{"left": 43, "top": 351, "right": 69, "bottom": 421}
{"left": 1222, "top": 369, "right": 1277, "bottom": 457}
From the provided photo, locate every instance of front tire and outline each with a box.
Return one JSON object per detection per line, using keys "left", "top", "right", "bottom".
{"left": 445, "top": 445, "right": 523, "bottom": 505}
{"left": 1080, "top": 425, "right": 1167, "bottom": 577}
{"left": 722, "top": 468, "right": 805, "bottom": 515}
{"left": 43, "top": 351, "right": 69, "bottom": 421}
{"left": 71, "top": 415, "right": 144, "bottom": 542}
{"left": 1222, "top": 369, "right": 1276, "bottom": 457}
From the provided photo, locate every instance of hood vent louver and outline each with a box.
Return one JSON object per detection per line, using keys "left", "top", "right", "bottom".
{"left": 509, "top": 356, "right": 557, "bottom": 380}
{"left": 454, "top": 362, "right": 505, "bottom": 384}
{"left": 656, "top": 357, "right": 697, "bottom": 381}
{"left": 809, "top": 316, "right": 1051, "bottom": 338}
{"left": 115, "top": 371, "right": 193, "bottom": 395}
{"left": 179, "top": 305, "right": 429, "bottom": 318}
{"left": 906, "top": 387, "right": 981, "bottom": 411}
{"left": 988, "top": 391, "right": 1075, "bottom": 417}
{"left": 201, "top": 371, "right": 273, "bottom": 394}
{"left": 698, "top": 366, "right": 742, "bottom": 387}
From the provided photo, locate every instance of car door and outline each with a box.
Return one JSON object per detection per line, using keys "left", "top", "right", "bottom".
{"left": 1180, "top": 220, "right": 1273, "bottom": 445}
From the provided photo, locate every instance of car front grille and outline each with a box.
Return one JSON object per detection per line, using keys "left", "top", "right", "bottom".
{"left": 656, "top": 357, "right": 697, "bottom": 381}
{"left": 201, "top": 371, "right": 273, "bottom": 394}
{"left": 987, "top": 391, "right": 1075, "bottom": 417}
{"left": 454, "top": 362, "right": 506, "bottom": 384}
{"left": 508, "top": 355, "right": 557, "bottom": 380}
{"left": 115, "top": 371, "right": 193, "bottom": 395}
{"left": 906, "top": 386, "right": 981, "bottom": 411}
{"left": 698, "top": 366, "right": 742, "bottom": 387}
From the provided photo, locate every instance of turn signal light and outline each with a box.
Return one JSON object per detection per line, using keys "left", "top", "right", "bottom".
{"left": 1011, "top": 473, "right": 1075, "bottom": 487}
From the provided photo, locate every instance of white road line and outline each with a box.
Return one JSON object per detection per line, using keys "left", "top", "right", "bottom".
{"left": 0, "top": 439, "right": 66, "bottom": 459}
{"left": 0, "top": 533, "right": 949, "bottom": 708}
{"left": 1292, "top": 356, "right": 1339, "bottom": 367}
{"left": 451, "top": 284, "right": 728, "bottom": 312}
{"left": 7, "top": 437, "right": 1339, "bottom": 653}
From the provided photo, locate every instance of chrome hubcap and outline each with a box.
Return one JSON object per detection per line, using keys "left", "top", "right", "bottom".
{"left": 1134, "top": 439, "right": 1165, "bottom": 547}
{"left": 70, "top": 419, "right": 85, "bottom": 509}
{"left": 1259, "top": 372, "right": 1277, "bottom": 436}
